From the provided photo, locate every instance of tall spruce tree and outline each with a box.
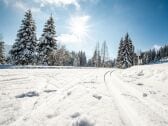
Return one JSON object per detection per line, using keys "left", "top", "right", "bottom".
{"left": 37, "top": 15, "right": 57, "bottom": 65}
{"left": 0, "top": 41, "right": 5, "bottom": 64}
{"left": 78, "top": 51, "right": 87, "bottom": 66}
{"left": 116, "top": 38, "right": 124, "bottom": 68}
{"left": 10, "top": 10, "right": 37, "bottom": 65}
{"left": 92, "top": 42, "right": 101, "bottom": 67}
{"left": 122, "top": 33, "right": 134, "bottom": 68}
{"left": 101, "top": 41, "right": 109, "bottom": 67}
{"left": 166, "top": 45, "right": 168, "bottom": 57}
{"left": 116, "top": 33, "right": 134, "bottom": 68}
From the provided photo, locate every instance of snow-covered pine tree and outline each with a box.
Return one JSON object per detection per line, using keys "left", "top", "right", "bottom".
{"left": 97, "top": 43, "right": 101, "bottom": 67}
{"left": 165, "top": 45, "right": 168, "bottom": 57}
{"left": 92, "top": 49, "right": 97, "bottom": 67}
{"left": 160, "top": 47, "right": 165, "bottom": 59}
{"left": 37, "top": 15, "right": 57, "bottom": 65}
{"left": 10, "top": 10, "right": 37, "bottom": 65}
{"left": 68, "top": 51, "right": 77, "bottom": 66}
{"left": 78, "top": 51, "right": 87, "bottom": 66}
{"left": 81, "top": 51, "right": 87, "bottom": 66}
{"left": 122, "top": 33, "right": 134, "bottom": 68}
{"left": 116, "top": 33, "right": 134, "bottom": 68}
{"left": 91, "top": 42, "right": 101, "bottom": 67}
{"left": 0, "top": 41, "right": 5, "bottom": 64}
{"left": 156, "top": 50, "right": 161, "bottom": 61}
{"left": 151, "top": 49, "right": 156, "bottom": 62}
{"left": 101, "top": 41, "right": 109, "bottom": 67}
{"left": 116, "top": 38, "right": 124, "bottom": 68}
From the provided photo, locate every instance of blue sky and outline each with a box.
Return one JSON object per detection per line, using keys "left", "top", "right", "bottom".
{"left": 0, "top": 0, "right": 168, "bottom": 58}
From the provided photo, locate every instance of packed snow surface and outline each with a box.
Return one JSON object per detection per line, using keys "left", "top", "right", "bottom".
{"left": 1, "top": 63, "right": 168, "bottom": 126}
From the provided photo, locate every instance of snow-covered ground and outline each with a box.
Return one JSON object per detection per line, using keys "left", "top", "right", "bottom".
{"left": 0, "top": 63, "right": 168, "bottom": 126}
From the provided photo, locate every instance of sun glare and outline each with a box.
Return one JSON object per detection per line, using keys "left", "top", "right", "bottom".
{"left": 68, "top": 15, "right": 91, "bottom": 41}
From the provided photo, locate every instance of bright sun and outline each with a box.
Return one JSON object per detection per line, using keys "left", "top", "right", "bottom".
{"left": 68, "top": 15, "right": 91, "bottom": 41}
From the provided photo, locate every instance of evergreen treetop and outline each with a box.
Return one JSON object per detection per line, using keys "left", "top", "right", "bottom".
{"left": 10, "top": 10, "right": 37, "bottom": 65}
{"left": 37, "top": 15, "right": 57, "bottom": 65}
{"left": 116, "top": 33, "right": 134, "bottom": 68}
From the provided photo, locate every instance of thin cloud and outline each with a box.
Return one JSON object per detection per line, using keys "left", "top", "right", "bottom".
{"left": 2, "top": 0, "right": 100, "bottom": 11}
{"left": 35, "top": 0, "right": 99, "bottom": 9}
{"left": 37, "top": 0, "right": 80, "bottom": 10}
{"left": 3, "top": 0, "right": 41, "bottom": 13}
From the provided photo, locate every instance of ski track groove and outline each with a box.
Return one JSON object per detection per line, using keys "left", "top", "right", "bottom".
{"left": 104, "top": 70, "right": 139, "bottom": 126}
{"left": 108, "top": 70, "right": 168, "bottom": 126}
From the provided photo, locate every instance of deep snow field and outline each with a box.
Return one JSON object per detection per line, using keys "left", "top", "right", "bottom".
{"left": 0, "top": 63, "right": 168, "bottom": 126}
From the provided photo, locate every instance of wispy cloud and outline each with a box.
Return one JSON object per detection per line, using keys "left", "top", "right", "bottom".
{"left": 3, "top": 0, "right": 41, "bottom": 13}
{"left": 2, "top": 0, "right": 99, "bottom": 11}
{"left": 36, "top": 0, "right": 80, "bottom": 10}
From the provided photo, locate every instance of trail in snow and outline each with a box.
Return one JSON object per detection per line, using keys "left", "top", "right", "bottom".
{"left": 105, "top": 70, "right": 168, "bottom": 126}
{"left": 104, "top": 70, "right": 143, "bottom": 126}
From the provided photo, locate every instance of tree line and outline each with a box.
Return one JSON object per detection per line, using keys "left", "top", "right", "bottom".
{"left": 139, "top": 45, "right": 168, "bottom": 64}
{"left": 0, "top": 10, "right": 168, "bottom": 68}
